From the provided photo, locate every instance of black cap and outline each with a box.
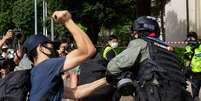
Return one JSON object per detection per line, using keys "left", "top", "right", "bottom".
{"left": 23, "top": 34, "right": 51, "bottom": 53}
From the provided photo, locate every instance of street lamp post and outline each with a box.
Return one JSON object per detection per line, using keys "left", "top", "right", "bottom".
{"left": 43, "top": 0, "right": 48, "bottom": 36}
{"left": 34, "top": 0, "right": 37, "bottom": 35}
{"left": 51, "top": 18, "right": 54, "bottom": 41}
{"left": 186, "top": 0, "right": 189, "bottom": 33}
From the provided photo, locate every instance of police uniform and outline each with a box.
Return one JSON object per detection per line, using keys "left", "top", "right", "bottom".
{"left": 185, "top": 44, "right": 201, "bottom": 99}
{"left": 106, "top": 16, "right": 192, "bottom": 101}
{"left": 107, "top": 39, "right": 148, "bottom": 74}
{"left": 102, "top": 46, "right": 117, "bottom": 67}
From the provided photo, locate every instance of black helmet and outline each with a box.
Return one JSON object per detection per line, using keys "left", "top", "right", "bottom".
{"left": 187, "top": 32, "right": 198, "bottom": 39}
{"left": 132, "top": 16, "right": 160, "bottom": 38}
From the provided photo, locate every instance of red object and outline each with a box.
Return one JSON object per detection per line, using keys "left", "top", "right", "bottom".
{"left": 148, "top": 32, "right": 156, "bottom": 37}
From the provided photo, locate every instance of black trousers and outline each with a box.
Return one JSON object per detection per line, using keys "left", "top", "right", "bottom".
{"left": 191, "top": 73, "right": 201, "bottom": 98}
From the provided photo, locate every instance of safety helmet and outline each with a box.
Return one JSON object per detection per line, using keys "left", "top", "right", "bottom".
{"left": 23, "top": 34, "right": 51, "bottom": 53}
{"left": 187, "top": 32, "right": 198, "bottom": 39}
{"left": 132, "top": 16, "right": 160, "bottom": 38}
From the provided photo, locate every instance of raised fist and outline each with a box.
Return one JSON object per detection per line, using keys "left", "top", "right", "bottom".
{"left": 52, "top": 10, "right": 72, "bottom": 24}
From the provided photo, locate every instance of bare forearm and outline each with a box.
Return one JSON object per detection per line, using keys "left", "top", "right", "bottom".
{"left": 64, "top": 78, "right": 107, "bottom": 99}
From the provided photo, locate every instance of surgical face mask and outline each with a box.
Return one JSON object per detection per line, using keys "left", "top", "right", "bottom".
{"left": 110, "top": 42, "right": 118, "bottom": 48}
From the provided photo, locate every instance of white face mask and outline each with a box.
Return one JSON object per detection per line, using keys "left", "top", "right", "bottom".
{"left": 110, "top": 42, "right": 118, "bottom": 48}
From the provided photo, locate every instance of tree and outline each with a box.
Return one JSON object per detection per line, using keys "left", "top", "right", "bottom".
{"left": 0, "top": 0, "right": 15, "bottom": 34}
{"left": 0, "top": 0, "right": 171, "bottom": 44}
{"left": 54, "top": 0, "right": 136, "bottom": 44}
{"left": 12, "top": 0, "right": 34, "bottom": 36}
{"left": 152, "top": 0, "right": 171, "bottom": 40}
{"left": 136, "top": 0, "right": 151, "bottom": 17}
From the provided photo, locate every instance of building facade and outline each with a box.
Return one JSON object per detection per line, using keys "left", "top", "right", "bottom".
{"left": 165, "top": 0, "right": 201, "bottom": 42}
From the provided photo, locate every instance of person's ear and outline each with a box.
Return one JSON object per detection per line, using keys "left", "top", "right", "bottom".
{"left": 38, "top": 44, "right": 44, "bottom": 52}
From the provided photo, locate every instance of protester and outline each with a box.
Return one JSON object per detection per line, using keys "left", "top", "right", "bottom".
{"left": 20, "top": 10, "right": 107, "bottom": 101}
{"left": 1, "top": 44, "right": 8, "bottom": 58}
{"left": 58, "top": 38, "right": 69, "bottom": 57}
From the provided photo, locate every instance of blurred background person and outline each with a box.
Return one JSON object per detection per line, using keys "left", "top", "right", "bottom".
{"left": 102, "top": 35, "right": 119, "bottom": 67}
{"left": 1, "top": 44, "right": 8, "bottom": 58}
{"left": 184, "top": 32, "right": 201, "bottom": 101}
{"left": 58, "top": 39, "right": 69, "bottom": 57}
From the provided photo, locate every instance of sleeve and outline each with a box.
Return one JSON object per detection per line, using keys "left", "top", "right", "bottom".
{"left": 47, "top": 57, "right": 66, "bottom": 77}
{"left": 106, "top": 50, "right": 116, "bottom": 61}
{"left": 107, "top": 40, "right": 143, "bottom": 74}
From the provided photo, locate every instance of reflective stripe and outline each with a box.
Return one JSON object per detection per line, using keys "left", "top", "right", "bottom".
{"left": 191, "top": 45, "right": 201, "bottom": 72}
{"left": 185, "top": 46, "right": 193, "bottom": 54}
{"left": 103, "top": 46, "right": 117, "bottom": 60}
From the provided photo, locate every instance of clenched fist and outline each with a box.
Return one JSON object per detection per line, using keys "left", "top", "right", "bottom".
{"left": 52, "top": 10, "right": 72, "bottom": 24}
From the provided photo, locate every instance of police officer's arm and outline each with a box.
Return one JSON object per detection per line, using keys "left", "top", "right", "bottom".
{"left": 63, "top": 78, "right": 107, "bottom": 100}
{"left": 107, "top": 40, "right": 146, "bottom": 74}
{"left": 52, "top": 10, "right": 96, "bottom": 71}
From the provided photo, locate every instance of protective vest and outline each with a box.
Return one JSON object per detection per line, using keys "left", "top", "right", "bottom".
{"left": 103, "top": 46, "right": 117, "bottom": 60}
{"left": 133, "top": 38, "right": 186, "bottom": 85}
{"left": 191, "top": 45, "right": 201, "bottom": 72}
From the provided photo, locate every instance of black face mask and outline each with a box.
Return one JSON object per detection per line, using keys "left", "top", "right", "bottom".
{"left": 41, "top": 45, "right": 59, "bottom": 58}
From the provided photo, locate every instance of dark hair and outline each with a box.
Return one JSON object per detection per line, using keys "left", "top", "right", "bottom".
{"left": 26, "top": 48, "right": 37, "bottom": 63}
{"left": 60, "top": 38, "right": 68, "bottom": 44}
{"left": 108, "top": 35, "right": 118, "bottom": 41}
{"left": 0, "top": 58, "right": 16, "bottom": 72}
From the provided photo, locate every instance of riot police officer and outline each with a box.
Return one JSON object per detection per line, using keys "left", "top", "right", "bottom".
{"left": 184, "top": 32, "right": 201, "bottom": 101}
{"left": 106, "top": 16, "right": 192, "bottom": 101}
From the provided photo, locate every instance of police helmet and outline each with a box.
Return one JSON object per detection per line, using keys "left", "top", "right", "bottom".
{"left": 187, "top": 32, "right": 198, "bottom": 39}
{"left": 132, "top": 16, "right": 160, "bottom": 38}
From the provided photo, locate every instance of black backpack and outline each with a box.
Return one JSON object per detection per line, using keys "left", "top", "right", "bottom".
{"left": 132, "top": 38, "right": 192, "bottom": 101}
{"left": 0, "top": 70, "right": 31, "bottom": 101}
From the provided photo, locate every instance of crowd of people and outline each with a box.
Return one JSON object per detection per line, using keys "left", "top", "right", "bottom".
{"left": 0, "top": 10, "right": 200, "bottom": 101}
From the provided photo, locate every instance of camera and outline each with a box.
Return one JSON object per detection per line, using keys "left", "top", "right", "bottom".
{"left": 8, "top": 29, "right": 23, "bottom": 39}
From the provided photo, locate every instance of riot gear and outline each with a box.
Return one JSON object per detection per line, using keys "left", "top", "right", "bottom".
{"left": 131, "top": 16, "right": 160, "bottom": 38}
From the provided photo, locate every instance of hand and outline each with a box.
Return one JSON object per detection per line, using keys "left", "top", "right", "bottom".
{"left": 3, "top": 31, "right": 13, "bottom": 41}
{"left": 52, "top": 10, "right": 72, "bottom": 24}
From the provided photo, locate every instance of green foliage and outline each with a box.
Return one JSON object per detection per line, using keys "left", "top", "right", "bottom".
{"left": 78, "top": 0, "right": 136, "bottom": 28}
{"left": 113, "top": 24, "right": 132, "bottom": 46}
{"left": 12, "top": 0, "right": 34, "bottom": 36}
{"left": 0, "top": 0, "right": 172, "bottom": 41}
{"left": 0, "top": 0, "right": 15, "bottom": 34}
{"left": 175, "top": 47, "right": 186, "bottom": 67}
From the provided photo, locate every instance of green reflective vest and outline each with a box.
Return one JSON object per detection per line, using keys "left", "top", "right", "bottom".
{"left": 190, "top": 45, "right": 201, "bottom": 72}
{"left": 103, "top": 46, "right": 117, "bottom": 60}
